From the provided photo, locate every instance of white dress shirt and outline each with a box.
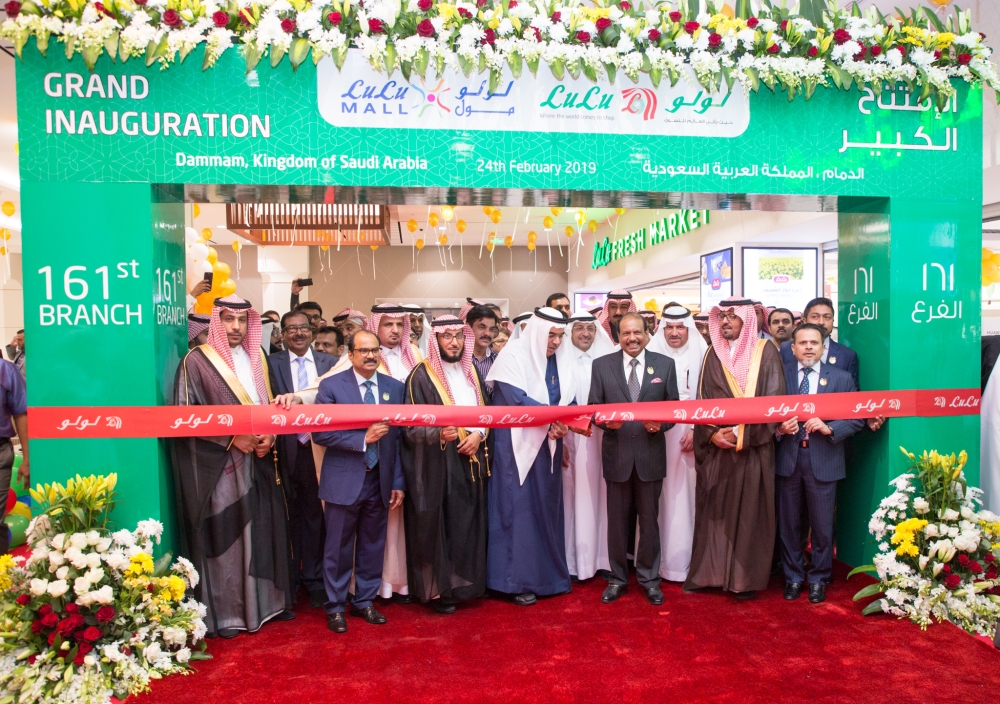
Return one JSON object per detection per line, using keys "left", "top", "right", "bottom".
{"left": 442, "top": 361, "right": 485, "bottom": 435}
{"left": 821, "top": 337, "right": 831, "bottom": 363}
{"left": 623, "top": 348, "right": 646, "bottom": 386}
{"left": 354, "top": 369, "right": 380, "bottom": 451}
{"left": 796, "top": 361, "right": 821, "bottom": 395}
{"left": 380, "top": 345, "right": 405, "bottom": 381}
{"left": 290, "top": 347, "right": 318, "bottom": 392}
{"left": 230, "top": 345, "right": 261, "bottom": 404}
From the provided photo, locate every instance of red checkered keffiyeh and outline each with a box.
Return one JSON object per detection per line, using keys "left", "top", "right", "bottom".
{"left": 206, "top": 295, "right": 270, "bottom": 403}
{"left": 368, "top": 304, "right": 419, "bottom": 372}
{"left": 427, "top": 315, "right": 484, "bottom": 405}
{"left": 333, "top": 307, "right": 366, "bottom": 324}
{"left": 709, "top": 297, "right": 759, "bottom": 392}
{"left": 458, "top": 297, "right": 485, "bottom": 322}
{"left": 598, "top": 289, "right": 636, "bottom": 340}
{"left": 187, "top": 313, "right": 210, "bottom": 342}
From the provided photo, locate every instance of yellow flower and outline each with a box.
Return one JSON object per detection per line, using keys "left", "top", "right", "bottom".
{"left": 125, "top": 553, "right": 154, "bottom": 577}
{"left": 436, "top": 3, "right": 457, "bottom": 21}
{"left": 581, "top": 7, "right": 610, "bottom": 21}
{"left": 167, "top": 575, "right": 186, "bottom": 601}
{"left": 0, "top": 554, "right": 15, "bottom": 591}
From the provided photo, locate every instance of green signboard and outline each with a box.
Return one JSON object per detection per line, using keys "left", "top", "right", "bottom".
{"left": 592, "top": 209, "right": 709, "bottom": 269}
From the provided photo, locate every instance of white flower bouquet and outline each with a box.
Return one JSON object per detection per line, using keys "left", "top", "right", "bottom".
{"left": 850, "top": 448, "right": 1000, "bottom": 638}
{"left": 0, "top": 474, "right": 208, "bottom": 704}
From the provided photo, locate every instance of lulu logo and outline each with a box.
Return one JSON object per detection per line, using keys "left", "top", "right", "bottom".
{"left": 271, "top": 415, "right": 287, "bottom": 427}
{"left": 621, "top": 88, "right": 657, "bottom": 121}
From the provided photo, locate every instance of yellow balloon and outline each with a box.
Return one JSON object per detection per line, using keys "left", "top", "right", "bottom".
{"left": 543, "top": 216, "right": 554, "bottom": 230}
{"left": 438, "top": 234, "right": 449, "bottom": 245}
{"left": 222, "top": 279, "right": 238, "bottom": 297}
{"left": 527, "top": 231, "right": 538, "bottom": 243}
{"left": 232, "top": 240, "right": 242, "bottom": 253}
{"left": 587, "top": 219, "right": 598, "bottom": 233}
{"left": 415, "top": 239, "right": 425, "bottom": 250}
{"left": 565, "top": 225, "right": 574, "bottom": 238}
{"left": 527, "top": 241, "right": 536, "bottom": 252}
{"left": 429, "top": 212, "right": 440, "bottom": 227}
{"left": 206, "top": 247, "right": 218, "bottom": 265}
{"left": 202, "top": 227, "right": 213, "bottom": 240}
{"left": 214, "top": 262, "right": 231, "bottom": 280}
{"left": 0, "top": 247, "right": 6, "bottom": 256}
{"left": 1, "top": 202, "right": 14, "bottom": 217}
{"left": 985, "top": 261, "right": 998, "bottom": 278}
{"left": 983, "top": 248, "right": 992, "bottom": 262}
{"left": 491, "top": 210, "right": 502, "bottom": 225}
{"left": 984, "top": 275, "right": 992, "bottom": 288}
{"left": 615, "top": 208, "right": 626, "bottom": 216}
{"left": 575, "top": 210, "right": 586, "bottom": 226}
{"left": 320, "top": 245, "right": 329, "bottom": 251}
{"left": 407, "top": 219, "right": 418, "bottom": 233}
{"left": 370, "top": 245, "right": 379, "bottom": 251}
{"left": 551, "top": 207, "right": 562, "bottom": 216}
{"left": 991, "top": 252, "right": 1000, "bottom": 267}
{"left": 456, "top": 219, "right": 467, "bottom": 233}
{"left": 482, "top": 206, "right": 494, "bottom": 216}
{"left": 441, "top": 206, "right": 455, "bottom": 222}
{"left": 486, "top": 240, "right": 495, "bottom": 252}
{"left": 9, "top": 502, "right": 30, "bottom": 519}
{"left": 0, "top": 228, "right": 9, "bottom": 241}
{"left": 193, "top": 204, "right": 201, "bottom": 219}
{"left": 504, "top": 235, "right": 513, "bottom": 248}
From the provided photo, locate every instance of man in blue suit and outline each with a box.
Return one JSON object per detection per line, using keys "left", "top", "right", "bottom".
{"left": 779, "top": 297, "right": 858, "bottom": 389}
{"left": 775, "top": 324, "right": 865, "bottom": 604}
{"left": 313, "top": 329, "right": 406, "bottom": 634}
{"left": 268, "top": 311, "right": 338, "bottom": 609}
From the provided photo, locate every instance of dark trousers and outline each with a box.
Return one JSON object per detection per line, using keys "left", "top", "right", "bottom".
{"left": 778, "top": 448, "right": 837, "bottom": 585}
{"left": 289, "top": 441, "right": 325, "bottom": 593}
{"left": 0, "top": 440, "right": 12, "bottom": 554}
{"left": 322, "top": 466, "right": 388, "bottom": 613}
{"left": 607, "top": 466, "right": 662, "bottom": 589}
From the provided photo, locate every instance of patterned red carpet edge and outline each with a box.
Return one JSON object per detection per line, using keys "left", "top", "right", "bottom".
{"left": 130, "top": 562, "right": 1000, "bottom": 704}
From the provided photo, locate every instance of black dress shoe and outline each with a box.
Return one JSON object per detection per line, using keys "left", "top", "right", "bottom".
{"left": 308, "top": 590, "right": 327, "bottom": 609}
{"left": 350, "top": 605, "right": 387, "bottom": 624}
{"left": 734, "top": 591, "right": 755, "bottom": 600}
{"left": 645, "top": 586, "right": 664, "bottom": 605}
{"left": 272, "top": 609, "right": 296, "bottom": 621}
{"left": 784, "top": 582, "right": 804, "bottom": 600}
{"left": 601, "top": 584, "right": 626, "bottom": 604}
{"left": 808, "top": 583, "right": 826, "bottom": 603}
{"left": 394, "top": 593, "right": 415, "bottom": 604}
{"left": 512, "top": 592, "right": 537, "bottom": 606}
{"left": 218, "top": 628, "right": 240, "bottom": 639}
{"left": 432, "top": 599, "right": 457, "bottom": 614}
{"left": 327, "top": 613, "right": 348, "bottom": 633}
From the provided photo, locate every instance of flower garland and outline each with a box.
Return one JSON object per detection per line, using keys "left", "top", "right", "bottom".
{"left": 1, "top": 0, "right": 998, "bottom": 108}
{"left": 0, "top": 475, "right": 208, "bottom": 704}
{"left": 851, "top": 449, "right": 1000, "bottom": 638}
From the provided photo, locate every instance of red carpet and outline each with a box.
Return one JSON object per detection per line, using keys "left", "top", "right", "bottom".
{"left": 132, "top": 563, "right": 1000, "bottom": 704}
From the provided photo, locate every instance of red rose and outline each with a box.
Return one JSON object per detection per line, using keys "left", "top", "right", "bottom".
{"left": 31, "top": 620, "right": 44, "bottom": 634}
{"left": 941, "top": 563, "right": 951, "bottom": 573}
{"left": 368, "top": 17, "right": 384, "bottom": 33}
{"left": 945, "top": 573, "right": 961, "bottom": 589}
{"left": 28, "top": 655, "right": 36, "bottom": 665}
{"left": 620, "top": 1, "right": 630, "bottom": 10}
{"left": 980, "top": 33, "right": 987, "bottom": 40}
{"left": 64, "top": 603, "right": 78, "bottom": 614}
{"left": 57, "top": 618, "right": 75, "bottom": 636}
{"left": 240, "top": 10, "right": 251, "bottom": 24}
{"left": 934, "top": 50, "right": 942, "bottom": 60}
{"left": 766, "top": 43, "right": 780, "bottom": 54}
{"left": 853, "top": 44, "right": 867, "bottom": 60}
{"left": 596, "top": 17, "right": 611, "bottom": 32}
{"left": 458, "top": 7, "right": 471, "bottom": 18}
{"left": 683, "top": 21, "right": 699, "bottom": 34}
{"left": 482, "top": 27, "right": 496, "bottom": 44}
{"left": 575, "top": 30, "right": 591, "bottom": 43}
{"left": 69, "top": 613, "right": 84, "bottom": 628}
{"left": 476, "top": 0, "right": 486, "bottom": 6}
{"left": 808, "top": 46, "right": 818, "bottom": 57}
{"left": 47, "top": 632, "right": 57, "bottom": 646}
{"left": 668, "top": 11, "right": 681, "bottom": 23}
{"left": 985, "top": 553, "right": 995, "bottom": 564}
{"left": 4, "top": 1, "right": 21, "bottom": 17}
{"left": 41, "top": 612, "right": 59, "bottom": 628}
{"left": 958, "top": 554, "right": 970, "bottom": 566}
{"left": 531, "top": 26, "right": 542, "bottom": 42}
{"left": 122, "top": 646, "right": 131, "bottom": 656}
{"left": 780, "top": 19, "right": 788, "bottom": 31}
{"left": 895, "top": 44, "right": 907, "bottom": 57}
{"left": 508, "top": 0, "right": 517, "bottom": 7}
{"left": 417, "top": 0, "right": 432, "bottom": 10}
{"left": 969, "top": 560, "right": 983, "bottom": 574}
{"left": 147, "top": 583, "right": 156, "bottom": 593}
{"left": 746, "top": 17, "right": 759, "bottom": 29}
{"left": 16, "top": 594, "right": 29, "bottom": 606}
{"left": 78, "top": 642, "right": 93, "bottom": 655}
{"left": 73, "top": 652, "right": 85, "bottom": 666}
{"left": 550, "top": 11, "right": 561, "bottom": 23}
{"left": 281, "top": 17, "right": 296, "bottom": 32}
{"left": 134, "top": 0, "right": 146, "bottom": 5}
{"left": 986, "top": 566, "right": 998, "bottom": 580}
{"left": 708, "top": 32, "right": 721, "bottom": 48}
{"left": 958, "top": 53, "right": 972, "bottom": 65}
{"left": 162, "top": 9, "right": 182, "bottom": 26}
{"left": 73, "top": 629, "right": 87, "bottom": 642}
{"left": 417, "top": 19, "right": 435, "bottom": 37}
{"left": 833, "top": 28, "right": 851, "bottom": 45}
{"left": 327, "top": 11, "right": 342, "bottom": 25}
{"left": 647, "top": 28, "right": 660, "bottom": 42}
{"left": 96, "top": 606, "right": 115, "bottom": 623}
{"left": 213, "top": 11, "right": 229, "bottom": 27}
{"left": 94, "top": 2, "right": 114, "bottom": 17}
{"left": 39, "top": 604, "right": 52, "bottom": 616}
{"left": 870, "top": 45, "right": 882, "bottom": 57}
{"left": 82, "top": 626, "right": 102, "bottom": 643}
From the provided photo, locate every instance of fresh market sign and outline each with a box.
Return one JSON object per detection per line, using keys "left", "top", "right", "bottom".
{"left": 591, "top": 209, "right": 710, "bottom": 269}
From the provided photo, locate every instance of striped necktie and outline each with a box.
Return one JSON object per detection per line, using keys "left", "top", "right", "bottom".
{"left": 363, "top": 381, "right": 379, "bottom": 469}
{"left": 295, "top": 357, "right": 310, "bottom": 444}
{"left": 628, "top": 358, "right": 641, "bottom": 403}
{"left": 796, "top": 368, "right": 812, "bottom": 442}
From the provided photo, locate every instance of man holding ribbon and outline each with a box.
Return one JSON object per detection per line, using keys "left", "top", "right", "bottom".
{"left": 401, "top": 315, "right": 490, "bottom": 614}
{"left": 683, "top": 297, "right": 786, "bottom": 599}
{"left": 172, "top": 295, "right": 294, "bottom": 639}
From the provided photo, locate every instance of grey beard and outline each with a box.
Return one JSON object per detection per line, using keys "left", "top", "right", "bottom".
{"left": 799, "top": 358, "right": 819, "bottom": 368}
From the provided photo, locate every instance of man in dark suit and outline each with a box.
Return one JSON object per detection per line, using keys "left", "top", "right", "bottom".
{"left": 313, "top": 330, "right": 406, "bottom": 634}
{"left": 775, "top": 323, "right": 865, "bottom": 604}
{"left": 588, "top": 312, "right": 679, "bottom": 605}
{"left": 779, "top": 297, "right": 858, "bottom": 388}
{"left": 268, "top": 310, "right": 338, "bottom": 609}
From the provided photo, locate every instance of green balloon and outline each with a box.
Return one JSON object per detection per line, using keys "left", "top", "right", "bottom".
{"left": 3, "top": 513, "right": 28, "bottom": 548}
{"left": 9, "top": 455, "right": 24, "bottom": 495}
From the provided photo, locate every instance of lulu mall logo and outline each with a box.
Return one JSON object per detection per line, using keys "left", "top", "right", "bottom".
{"left": 620, "top": 88, "right": 658, "bottom": 121}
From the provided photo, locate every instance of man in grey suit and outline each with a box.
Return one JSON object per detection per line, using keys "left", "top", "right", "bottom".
{"left": 588, "top": 313, "right": 679, "bottom": 605}
{"left": 775, "top": 324, "right": 864, "bottom": 604}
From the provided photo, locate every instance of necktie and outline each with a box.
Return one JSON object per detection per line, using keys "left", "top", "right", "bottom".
{"left": 295, "top": 357, "right": 310, "bottom": 444}
{"left": 797, "top": 368, "right": 812, "bottom": 442}
{"left": 628, "top": 358, "right": 641, "bottom": 403}
{"left": 363, "top": 381, "right": 379, "bottom": 469}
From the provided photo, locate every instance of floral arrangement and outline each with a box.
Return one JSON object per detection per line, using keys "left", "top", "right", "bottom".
{"left": 850, "top": 448, "right": 1000, "bottom": 638}
{"left": 1, "top": 0, "right": 998, "bottom": 108}
{"left": 0, "top": 474, "right": 208, "bottom": 704}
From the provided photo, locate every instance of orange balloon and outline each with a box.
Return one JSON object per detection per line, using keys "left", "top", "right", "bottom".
{"left": 429, "top": 213, "right": 440, "bottom": 227}
{"left": 214, "top": 261, "right": 231, "bottom": 280}
{"left": 543, "top": 216, "right": 554, "bottom": 230}
{"left": 504, "top": 235, "right": 513, "bottom": 248}
{"left": 486, "top": 240, "right": 495, "bottom": 252}
{"left": 320, "top": 245, "right": 329, "bottom": 251}
{"left": 407, "top": 219, "right": 418, "bottom": 233}
{"left": 527, "top": 242, "right": 536, "bottom": 252}
{"left": 482, "top": 206, "right": 494, "bottom": 216}
{"left": 415, "top": 239, "right": 425, "bottom": 250}
{"left": 193, "top": 204, "right": 201, "bottom": 218}
{"left": 370, "top": 245, "right": 379, "bottom": 251}
{"left": 456, "top": 219, "right": 467, "bottom": 233}
{"left": 1, "top": 202, "right": 14, "bottom": 217}
{"left": 527, "top": 231, "right": 537, "bottom": 243}
{"left": 206, "top": 247, "right": 218, "bottom": 265}
{"left": 490, "top": 210, "right": 502, "bottom": 225}
{"left": 438, "top": 234, "right": 448, "bottom": 245}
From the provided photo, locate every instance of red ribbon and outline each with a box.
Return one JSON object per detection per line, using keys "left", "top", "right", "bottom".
{"left": 27, "top": 389, "right": 980, "bottom": 439}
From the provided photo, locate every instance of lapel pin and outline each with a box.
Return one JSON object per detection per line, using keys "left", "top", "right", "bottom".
{"left": 820, "top": 377, "right": 828, "bottom": 386}
{"left": 829, "top": 356, "right": 837, "bottom": 364}
{"left": 647, "top": 366, "right": 654, "bottom": 374}
{"left": 382, "top": 392, "right": 390, "bottom": 401}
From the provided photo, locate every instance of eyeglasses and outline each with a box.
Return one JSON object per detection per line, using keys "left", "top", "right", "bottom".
{"left": 438, "top": 333, "right": 465, "bottom": 343}
{"left": 283, "top": 324, "right": 311, "bottom": 333}
{"left": 718, "top": 312, "right": 741, "bottom": 322}
{"left": 353, "top": 348, "right": 381, "bottom": 356}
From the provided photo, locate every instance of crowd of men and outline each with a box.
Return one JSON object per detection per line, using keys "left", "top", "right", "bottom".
{"left": 175, "top": 287, "right": 883, "bottom": 638}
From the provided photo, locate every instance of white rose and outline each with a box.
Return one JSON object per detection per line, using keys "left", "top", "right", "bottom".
{"left": 86, "top": 567, "right": 105, "bottom": 584}
{"left": 912, "top": 498, "right": 930, "bottom": 514}
{"left": 77, "top": 592, "right": 96, "bottom": 607}
{"left": 31, "top": 545, "right": 49, "bottom": 562}
{"left": 92, "top": 585, "right": 114, "bottom": 605}
{"left": 942, "top": 509, "right": 960, "bottom": 521}
{"left": 51, "top": 534, "right": 66, "bottom": 551}
{"left": 175, "top": 647, "right": 191, "bottom": 663}
{"left": 102, "top": 644, "right": 125, "bottom": 663}
{"left": 64, "top": 547, "right": 88, "bottom": 570}
{"left": 29, "top": 578, "right": 50, "bottom": 596}
{"left": 86, "top": 553, "right": 103, "bottom": 570}
{"left": 47, "top": 580, "right": 69, "bottom": 598}
{"left": 145, "top": 642, "right": 162, "bottom": 661}
{"left": 56, "top": 566, "right": 69, "bottom": 580}
{"left": 48, "top": 551, "right": 65, "bottom": 567}
{"left": 924, "top": 524, "right": 939, "bottom": 537}
{"left": 85, "top": 530, "right": 101, "bottom": 546}
{"left": 96, "top": 538, "right": 112, "bottom": 554}
{"left": 938, "top": 523, "right": 949, "bottom": 536}
{"left": 69, "top": 533, "right": 88, "bottom": 550}
{"left": 74, "top": 576, "right": 92, "bottom": 595}
{"left": 948, "top": 526, "right": 959, "bottom": 538}
{"left": 960, "top": 506, "right": 974, "bottom": 520}
{"left": 84, "top": 654, "right": 97, "bottom": 667}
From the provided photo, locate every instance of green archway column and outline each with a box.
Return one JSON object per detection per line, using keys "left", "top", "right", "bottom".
{"left": 20, "top": 182, "right": 186, "bottom": 551}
